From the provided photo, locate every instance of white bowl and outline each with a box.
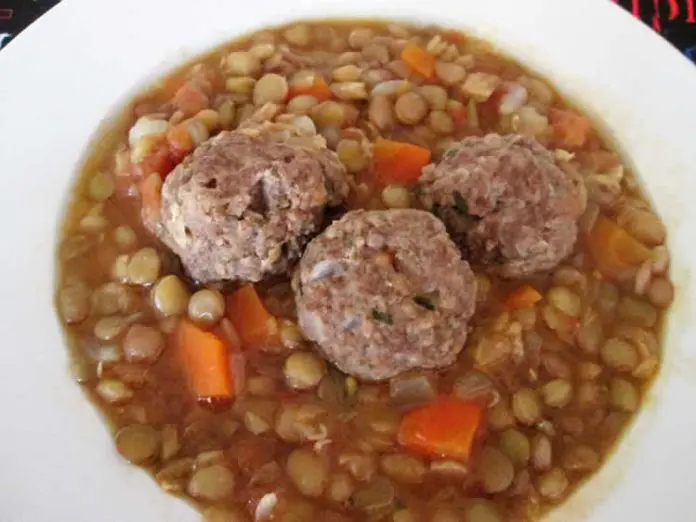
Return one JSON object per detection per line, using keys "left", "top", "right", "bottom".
{"left": 1, "top": 0, "right": 695, "bottom": 520}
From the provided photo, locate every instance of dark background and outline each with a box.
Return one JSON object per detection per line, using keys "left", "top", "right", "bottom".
{"left": 0, "top": 0, "right": 694, "bottom": 63}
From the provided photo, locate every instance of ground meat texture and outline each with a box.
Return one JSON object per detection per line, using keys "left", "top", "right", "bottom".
{"left": 151, "top": 126, "right": 349, "bottom": 283}
{"left": 293, "top": 209, "right": 477, "bottom": 381}
{"left": 418, "top": 133, "right": 583, "bottom": 278}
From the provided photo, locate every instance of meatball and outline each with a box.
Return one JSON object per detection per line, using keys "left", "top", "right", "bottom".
{"left": 293, "top": 209, "right": 477, "bottom": 381}
{"left": 418, "top": 133, "right": 583, "bottom": 278}
{"left": 150, "top": 123, "right": 349, "bottom": 283}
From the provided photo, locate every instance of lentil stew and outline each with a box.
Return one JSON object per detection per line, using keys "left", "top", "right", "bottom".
{"left": 55, "top": 20, "right": 672, "bottom": 522}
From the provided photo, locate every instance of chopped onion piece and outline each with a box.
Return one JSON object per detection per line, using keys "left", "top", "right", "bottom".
{"left": 292, "top": 115, "right": 317, "bottom": 135}
{"left": 555, "top": 149, "right": 575, "bottom": 162}
{"left": 430, "top": 459, "right": 469, "bottom": 477}
{"left": 229, "top": 352, "right": 246, "bottom": 397}
{"left": 255, "top": 492, "right": 278, "bottom": 521}
{"left": 453, "top": 370, "right": 500, "bottom": 407}
{"left": 186, "top": 119, "right": 210, "bottom": 146}
{"left": 513, "top": 105, "right": 548, "bottom": 137}
{"left": 220, "top": 318, "right": 242, "bottom": 350}
{"left": 499, "top": 83, "right": 528, "bottom": 115}
{"left": 371, "top": 80, "right": 410, "bottom": 98}
{"left": 389, "top": 372, "right": 437, "bottom": 407}
{"left": 128, "top": 117, "right": 169, "bottom": 148}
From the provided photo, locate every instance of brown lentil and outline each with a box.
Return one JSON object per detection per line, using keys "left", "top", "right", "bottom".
{"left": 394, "top": 91, "right": 428, "bottom": 125}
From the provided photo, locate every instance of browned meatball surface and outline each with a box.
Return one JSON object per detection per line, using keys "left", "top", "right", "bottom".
{"left": 150, "top": 124, "right": 349, "bottom": 283}
{"left": 293, "top": 209, "right": 477, "bottom": 381}
{"left": 418, "top": 133, "right": 583, "bottom": 278}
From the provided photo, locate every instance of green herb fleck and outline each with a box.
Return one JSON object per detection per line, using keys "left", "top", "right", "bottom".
{"left": 443, "top": 147, "right": 459, "bottom": 159}
{"left": 413, "top": 295, "right": 436, "bottom": 311}
{"left": 453, "top": 191, "right": 470, "bottom": 217}
{"left": 371, "top": 308, "right": 393, "bottom": 324}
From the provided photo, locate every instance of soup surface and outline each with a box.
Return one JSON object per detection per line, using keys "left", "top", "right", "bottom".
{"left": 55, "top": 20, "right": 673, "bottom": 522}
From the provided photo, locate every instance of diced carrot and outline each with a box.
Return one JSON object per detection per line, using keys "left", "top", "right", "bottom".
{"left": 133, "top": 138, "right": 176, "bottom": 179}
{"left": 173, "top": 82, "right": 209, "bottom": 117}
{"left": 226, "top": 284, "right": 280, "bottom": 350}
{"left": 549, "top": 108, "right": 591, "bottom": 149}
{"left": 166, "top": 123, "right": 195, "bottom": 162}
{"left": 398, "top": 396, "right": 484, "bottom": 462}
{"left": 178, "top": 318, "right": 234, "bottom": 401}
{"left": 401, "top": 44, "right": 436, "bottom": 79}
{"left": 373, "top": 139, "right": 432, "bottom": 185}
{"left": 586, "top": 215, "right": 651, "bottom": 279}
{"left": 288, "top": 77, "right": 333, "bottom": 102}
{"left": 139, "top": 173, "right": 162, "bottom": 230}
{"left": 503, "top": 285, "right": 543, "bottom": 309}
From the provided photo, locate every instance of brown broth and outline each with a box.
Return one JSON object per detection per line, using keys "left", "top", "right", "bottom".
{"left": 55, "top": 19, "right": 670, "bottom": 522}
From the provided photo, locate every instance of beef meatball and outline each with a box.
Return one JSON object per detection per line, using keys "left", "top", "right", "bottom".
{"left": 149, "top": 123, "right": 349, "bottom": 283}
{"left": 418, "top": 133, "right": 583, "bottom": 278}
{"left": 293, "top": 209, "right": 477, "bottom": 381}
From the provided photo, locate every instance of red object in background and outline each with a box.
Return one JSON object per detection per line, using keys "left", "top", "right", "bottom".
{"left": 652, "top": 0, "right": 689, "bottom": 30}
{"left": 0, "top": 9, "right": 13, "bottom": 20}
{"left": 616, "top": 0, "right": 696, "bottom": 30}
